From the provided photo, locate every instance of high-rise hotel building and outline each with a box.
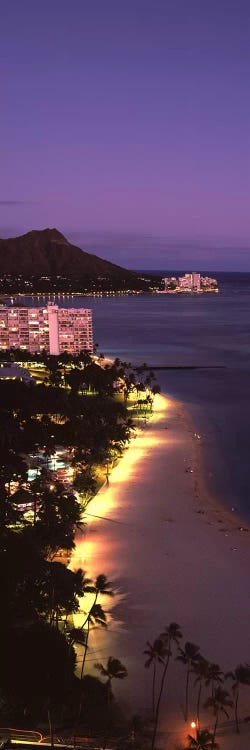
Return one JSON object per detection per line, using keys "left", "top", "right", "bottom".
{"left": 0, "top": 303, "right": 93, "bottom": 355}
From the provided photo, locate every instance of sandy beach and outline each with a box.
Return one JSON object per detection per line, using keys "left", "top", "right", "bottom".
{"left": 70, "top": 394, "right": 250, "bottom": 749}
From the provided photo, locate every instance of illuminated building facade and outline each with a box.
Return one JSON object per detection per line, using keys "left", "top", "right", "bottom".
{"left": 178, "top": 273, "right": 201, "bottom": 290}
{"left": 162, "top": 273, "right": 217, "bottom": 292}
{"left": 0, "top": 303, "right": 93, "bottom": 354}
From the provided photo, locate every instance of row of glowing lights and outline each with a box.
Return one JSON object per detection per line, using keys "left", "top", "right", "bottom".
{"left": 0, "top": 720, "right": 199, "bottom": 744}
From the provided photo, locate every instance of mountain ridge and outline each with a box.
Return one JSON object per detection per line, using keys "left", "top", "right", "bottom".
{"left": 0, "top": 228, "right": 134, "bottom": 279}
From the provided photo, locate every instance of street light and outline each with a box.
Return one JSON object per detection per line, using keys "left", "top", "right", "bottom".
{"left": 190, "top": 721, "right": 197, "bottom": 740}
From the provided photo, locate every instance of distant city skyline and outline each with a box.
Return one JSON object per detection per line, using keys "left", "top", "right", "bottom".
{"left": 1, "top": 0, "right": 249, "bottom": 268}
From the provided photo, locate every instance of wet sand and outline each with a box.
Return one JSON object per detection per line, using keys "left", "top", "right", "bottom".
{"left": 70, "top": 394, "right": 250, "bottom": 749}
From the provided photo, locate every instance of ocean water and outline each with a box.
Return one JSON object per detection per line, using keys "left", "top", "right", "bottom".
{"left": 18, "top": 272, "right": 250, "bottom": 520}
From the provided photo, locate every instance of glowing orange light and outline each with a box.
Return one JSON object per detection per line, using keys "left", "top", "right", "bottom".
{"left": 69, "top": 393, "right": 171, "bottom": 677}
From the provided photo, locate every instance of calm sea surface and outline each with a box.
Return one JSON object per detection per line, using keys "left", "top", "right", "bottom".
{"left": 19, "top": 272, "right": 250, "bottom": 520}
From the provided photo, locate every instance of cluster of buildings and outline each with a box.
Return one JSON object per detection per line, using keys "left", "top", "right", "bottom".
{"left": 162, "top": 272, "right": 218, "bottom": 293}
{"left": 0, "top": 303, "right": 93, "bottom": 355}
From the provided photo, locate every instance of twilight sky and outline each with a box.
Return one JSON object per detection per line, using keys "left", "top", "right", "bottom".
{"left": 1, "top": 0, "right": 249, "bottom": 269}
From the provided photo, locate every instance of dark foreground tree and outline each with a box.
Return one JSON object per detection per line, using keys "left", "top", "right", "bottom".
{"left": 95, "top": 656, "right": 128, "bottom": 704}
{"left": 34, "top": 481, "right": 82, "bottom": 557}
{"left": 183, "top": 729, "right": 218, "bottom": 749}
{"left": 205, "top": 663, "right": 224, "bottom": 698}
{"left": 74, "top": 603, "right": 107, "bottom": 729}
{"left": 0, "top": 622, "right": 76, "bottom": 744}
{"left": 204, "top": 687, "right": 233, "bottom": 746}
{"left": 151, "top": 622, "right": 182, "bottom": 750}
{"left": 95, "top": 657, "right": 127, "bottom": 749}
{"left": 176, "top": 642, "right": 201, "bottom": 722}
{"left": 193, "top": 657, "right": 210, "bottom": 728}
{"left": 144, "top": 638, "right": 166, "bottom": 720}
{"left": 226, "top": 664, "right": 250, "bottom": 733}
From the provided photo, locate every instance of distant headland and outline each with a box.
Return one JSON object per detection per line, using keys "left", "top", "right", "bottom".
{"left": 0, "top": 228, "right": 160, "bottom": 295}
{"left": 0, "top": 229, "right": 218, "bottom": 297}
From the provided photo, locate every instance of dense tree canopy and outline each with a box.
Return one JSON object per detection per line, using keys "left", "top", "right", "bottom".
{"left": 0, "top": 353, "right": 161, "bottom": 739}
{"left": 0, "top": 355, "right": 139, "bottom": 735}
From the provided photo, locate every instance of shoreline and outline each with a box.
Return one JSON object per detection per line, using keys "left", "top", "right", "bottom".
{"left": 179, "top": 399, "right": 250, "bottom": 536}
{"left": 70, "top": 392, "right": 250, "bottom": 749}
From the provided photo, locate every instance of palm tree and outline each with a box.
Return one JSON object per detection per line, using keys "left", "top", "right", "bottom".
{"left": 66, "top": 571, "right": 94, "bottom": 645}
{"left": 74, "top": 573, "right": 113, "bottom": 649}
{"left": 95, "top": 657, "right": 127, "bottom": 750}
{"left": 95, "top": 656, "right": 127, "bottom": 704}
{"left": 73, "top": 468, "right": 97, "bottom": 507}
{"left": 92, "top": 573, "right": 114, "bottom": 607}
{"left": 144, "top": 638, "right": 166, "bottom": 720}
{"left": 176, "top": 642, "right": 201, "bottom": 722}
{"left": 205, "top": 663, "right": 224, "bottom": 698}
{"left": 70, "top": 600, "right": 106, "bottom": 720}
{"left": 152, "top": 384, "right": 161, "bottom": 397}
{"left": 203, "top": 686, "right": 233, "bottom": 746}
{"left": 80, "top": 603, "right": 107, "bottom": 681}
{"left": 45, "top": 565, "right": 92, "bottom": 628}
{"left": 193, "top": 657, "right": 210, "bottom": 727}
{"left": 184, "top": 729, "right": 218, "bottom": 749}
{"left": 75, "top": 603, "right": 107, "bottom": 727}
{"left": 226, "top": 664, "right": 250, "bottom": 733}
{"left": 151, "top": 623, "right": 182, "bottom": 750}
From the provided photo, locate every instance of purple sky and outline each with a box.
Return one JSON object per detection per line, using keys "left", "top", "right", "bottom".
{"left": 1, "top": 0, "right": 249, "bottom": 269}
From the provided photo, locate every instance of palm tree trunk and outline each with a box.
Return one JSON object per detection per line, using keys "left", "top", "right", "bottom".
{"left": 48, "top": 707, "right": 54, "bottom": 748}
{"left": 33, "top": 494, "right": 37, "bottom": 526}
{"left": 152, "top": 661, "right": 156, "bottom": 721}
{"left": 184, "top": 668, "right": 190, "bottom": 722}
{"left": 74, "top": 616, "right": 90, "bottom": 731}
{"left": 235, "top": 688, "right": 240, "bottom": 734}
{"left": 197, "top": 683, "right": 202, "bottom": 727}
{"left": 102, "top": 678, "right": 112, "bottom": 750}
{"left": 50, "top": 585, "right": 55, "bottom": 626}
{"left": 72, "top": 618, "right": 90, "bottom": 736}
{"left": 151, "top": 651, "right": 170, "bottom": 750}
{"left": 213, "top": 712, "right": 218, "bottom": 746}
{"left": 80, "top": 618, "right": 90, "bottom": 681}
{"left": 79, "top": 593, "right": 97, "bottom": 631}
{"left": 106, "top": 463, "right": 109, "bottom": 485}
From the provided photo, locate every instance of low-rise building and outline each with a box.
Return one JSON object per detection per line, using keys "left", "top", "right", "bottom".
{"left": 178, "top": 273, "right": 193, "bottom": 289}
{"left": 0, "top": 363, "right": 32, "bottom": 382}
{"left": 200, "top": 275, "right": 217, "bottom": 288}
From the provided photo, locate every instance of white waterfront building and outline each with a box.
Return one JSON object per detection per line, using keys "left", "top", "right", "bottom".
{"left": 0, "top": 302, "right": 93, "bottom": 355}
{"left": 162, "top": 272, "right": 217, "bottom": 292}
{"left": 178, "top": 272, "right": 201, "bottom": 290}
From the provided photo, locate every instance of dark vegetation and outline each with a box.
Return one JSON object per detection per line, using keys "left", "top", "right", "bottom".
{"left": 0, "top": 351, "right": 160, "bottom": 747}
{"left": 1, "top": 347, "right": 248, "bottom": 749}
{"left": 144, "top": 624, "right": 250, "bottom": 749}
{"left": 1, "top": 345, "right": 249, "bottom": 750}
